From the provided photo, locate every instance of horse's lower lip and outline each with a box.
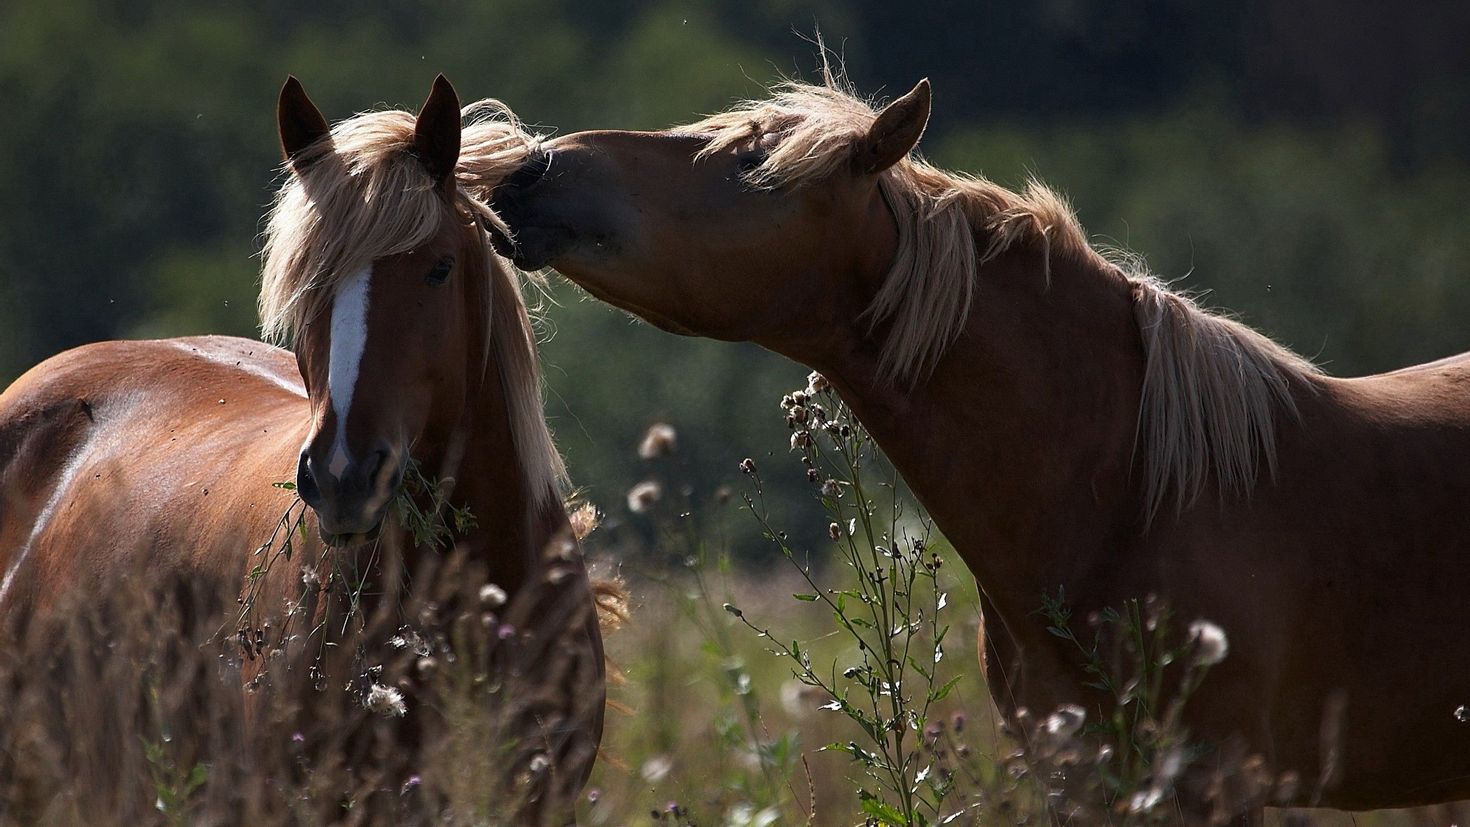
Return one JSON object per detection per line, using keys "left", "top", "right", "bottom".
{"left": 498, "top": 225, "right": 576, "bottom": 271}
{"left": 321, "top": 520, "right": 383, "bottom": 548}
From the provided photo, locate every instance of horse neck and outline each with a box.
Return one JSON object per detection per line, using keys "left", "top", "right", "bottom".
{"left": 814, "top": 244, "right": 1149, "bottom": 625}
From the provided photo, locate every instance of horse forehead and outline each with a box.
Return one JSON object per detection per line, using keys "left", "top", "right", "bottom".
{"left": 323, "top": 266, "right": 373, "bottom": 471}
{"left": 328, "top": 265, "right": 374, "bottom": 362}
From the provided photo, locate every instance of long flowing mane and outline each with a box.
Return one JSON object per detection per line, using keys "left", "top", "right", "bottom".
{"left": 686, "top": 78, "right": 1321, "bottom": 521}
{"left": 258, "top": 101, "right": 566, "bottom": 501}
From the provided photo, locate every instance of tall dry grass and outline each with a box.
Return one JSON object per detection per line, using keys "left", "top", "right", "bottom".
{"left": 1, "top": 375, "right": 1467, "bottom": 825}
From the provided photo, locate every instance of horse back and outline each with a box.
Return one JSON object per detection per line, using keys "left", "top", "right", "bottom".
{"left": 0, "top": 336, "right": 310, "bottom": 618}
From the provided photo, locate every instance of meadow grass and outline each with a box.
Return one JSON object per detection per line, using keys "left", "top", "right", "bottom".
{"left": 576, "top": 374, "right": 1470, "bottom": 826}
{"left": 1, "top": 375, "right": 1467, "bottom": 825}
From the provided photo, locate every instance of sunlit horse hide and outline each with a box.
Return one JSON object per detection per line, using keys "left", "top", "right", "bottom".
{"left": 0, "top": 75, "right": 609, "bottom": 824}
{"left": 488, "top": 72, "right": 1470, "bottom": 815}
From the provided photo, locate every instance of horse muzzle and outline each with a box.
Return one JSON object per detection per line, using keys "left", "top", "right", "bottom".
{"left": 296, "top": 446, "right": 404, "bottom": 547}
{"left": 488, "top": 152, "right": 582, "bottom": 270}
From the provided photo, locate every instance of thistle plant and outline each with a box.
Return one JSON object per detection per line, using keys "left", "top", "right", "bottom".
{"left": 622, "top": 421, "right": 803, "bottom": 824}
{"left": 1035, "top": 590, "right": 1290, "bottom": 822}
{"left": 727, "top": 373, "right": 961, "bottom": 826}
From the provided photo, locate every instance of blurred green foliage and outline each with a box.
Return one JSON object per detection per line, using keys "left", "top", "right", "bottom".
{"left": 2, "top": 0, "right": 1467, "bottom": 560}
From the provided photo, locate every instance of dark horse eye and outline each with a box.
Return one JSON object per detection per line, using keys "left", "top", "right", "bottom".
{"left": 425, "top": 255, "right": 454, "bottom": 286}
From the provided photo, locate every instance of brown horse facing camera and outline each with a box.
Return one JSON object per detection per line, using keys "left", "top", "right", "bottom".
{"left": 490, "top": 76, "right": 1470, "bottom": 816}
{"left": 0, "top": 76, "right": 605, "bottom": 824}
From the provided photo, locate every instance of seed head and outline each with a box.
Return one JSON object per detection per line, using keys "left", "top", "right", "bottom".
{"left": 1041, "top": 704, "right": 1086, "bottom": 739}
{"left": 478, "top": 583, "right": 507, "bottom": 608}
{"left": 364, "top": 684, "right": 407, "bottom": 718}
{"left": 626, "top": 480, "right": 663, "bottom": 514}
{"left": 637, "top": 422, "right": 678, "bottom": 459}
{"left": 1187, "top": 619, "right": 1229, "bottom": 666}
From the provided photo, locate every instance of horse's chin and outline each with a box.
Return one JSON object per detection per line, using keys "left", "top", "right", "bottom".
{"left": 320, "top": 519, "right": 384, "bottom": 548}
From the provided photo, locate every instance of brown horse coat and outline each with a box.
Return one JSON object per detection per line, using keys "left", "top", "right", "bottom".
{"left": 487, "top": 75, "right": 1470, "bottom": 811}
{"left": 0, "top": 75, "right": 607, "bottom": 824}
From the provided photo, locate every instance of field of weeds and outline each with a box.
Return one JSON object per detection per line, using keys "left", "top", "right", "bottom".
{"left": 1, "top": 376, "right": 1466, "bottom": 826}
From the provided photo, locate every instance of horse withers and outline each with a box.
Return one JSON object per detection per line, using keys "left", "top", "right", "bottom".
{"left": 0, "top": 75, "right": 607, "bottom": 825}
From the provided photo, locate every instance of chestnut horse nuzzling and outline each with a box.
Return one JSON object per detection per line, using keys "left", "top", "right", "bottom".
{"left": 0, "top": 75, "right": 605, "bottom": 824}
{"left": 490, "top": 74, "right": 1470, "bottom": 816}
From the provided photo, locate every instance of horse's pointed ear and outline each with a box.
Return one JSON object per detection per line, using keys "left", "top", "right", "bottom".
{"left": 414, "top": 74, "right": 462, "bottom": 185}
{"left": 857, "top": 78, "right": 931, "bottom": 175}
{"left": 277, "top": 76, "right": 330, "bottom": 168}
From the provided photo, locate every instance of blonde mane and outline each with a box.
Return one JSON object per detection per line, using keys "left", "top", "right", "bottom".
{"left": 258, "top": 100, "right": 566, "bottom": 502}
{"left": 687, "top": 78, "right": 1321, "bottom": 520}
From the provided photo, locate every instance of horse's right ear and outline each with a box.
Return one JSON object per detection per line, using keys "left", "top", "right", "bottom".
{"left": 413, "top": 74, "right": 463, "bottom": 185}
{"left": 277, "top": 76, "right": 330, "bottom": 169}
{"left": 857, "top": 78, "right": 931, "bottom": 175}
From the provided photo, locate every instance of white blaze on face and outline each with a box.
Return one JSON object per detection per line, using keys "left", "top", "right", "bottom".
{"left": 327, "top": 266, "right": 373, "bottom": 480}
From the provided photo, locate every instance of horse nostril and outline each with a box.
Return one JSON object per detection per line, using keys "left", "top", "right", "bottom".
{"left": 296, "top": 452, "right": 322, "bottom": 505}
{"left": 366, "top": 448, "right": 400, "bottom": 494}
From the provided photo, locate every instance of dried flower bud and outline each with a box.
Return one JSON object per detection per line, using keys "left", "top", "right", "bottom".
{"left": 739, "top": 458, "right": 756, "bottom": 475}
{"left": 1187, "top": 619, "right": 1229, "bottom": 666}
{"left": 626, "top": 480, "right": 663, "bottom": 514}
{"left": 828, "top": 522, "right": 842, "bottom": 540}
{"left": 478, "top": 583, "right": 507, "bottom": 608}
{"left": 637, "top": 422, "right": 678, "bottom": 459}
{"left": 364, "top": 684, "right": 407, "bottom": 717}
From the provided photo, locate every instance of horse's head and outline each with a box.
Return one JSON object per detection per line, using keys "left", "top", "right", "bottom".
{"left": 489, "top": 79, "right": 931, "bottom": 351}
{"left": 272, "top": 76, "right": 484, "bottom": 545}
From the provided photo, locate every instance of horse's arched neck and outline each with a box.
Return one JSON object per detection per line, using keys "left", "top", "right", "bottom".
{"left": 803, "top": 240, "right": 1149, "bottom": 634}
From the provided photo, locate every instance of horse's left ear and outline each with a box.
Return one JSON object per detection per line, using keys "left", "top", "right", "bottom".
{"left": 857, "top": 78, "right": 931, "bottom": 175}
{"left": 414, "top": 74, "right": 462, "bottom": 185}
{"left": 278, "top": 76, "right": 331, "bottom": 168}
